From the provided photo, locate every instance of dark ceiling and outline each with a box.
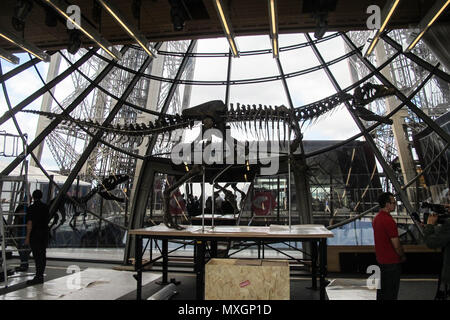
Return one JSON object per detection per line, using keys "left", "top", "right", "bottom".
{"left": 0, "top": 0, "right": 448, "bottom": 53}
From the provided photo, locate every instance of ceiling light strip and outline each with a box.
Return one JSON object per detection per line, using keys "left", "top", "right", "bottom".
{"left": 0, "top": 27, "right": 49, "bottom": 62}
{"left": 0, "top": 47, "right": 20, "bottom": 64}
{"left": 214, "top": 0, "right": 239, "bottom": 57}
{"left": 268, "top": 0, "right": 279, "bottom": 58}
{"left": 96, "top": 0, "right": 157, "bottom": 58}
{"left": 363, "top": 0, "right": 400, "bottom": 57}
{"left": 45, "top": 0, "right": 122, "bottom": 60}
{"left": 403, "top": 0, "right": 450, "bottom": 52}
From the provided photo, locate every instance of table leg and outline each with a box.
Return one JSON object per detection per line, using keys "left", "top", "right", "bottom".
{"left": 210, "top": 240, "right": 217, "bottom": 258}
{"left": 135, "top": 235, "right": 142, "bottom": 300}
{"left": 319, "top": 238, "right": 328, "bottom": 300}
{"left": 311, "top": 240, "right": 318, "bottom": 290}
{"left": 158, "top": 239, "right": 169, "bottom": 285}
{"left": 195, "top": 240, "right": 205, "bottom": 300}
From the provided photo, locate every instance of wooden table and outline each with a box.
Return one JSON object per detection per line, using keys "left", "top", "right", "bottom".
{"left": 129, "top": 224, "right": 334, "bottom": 300}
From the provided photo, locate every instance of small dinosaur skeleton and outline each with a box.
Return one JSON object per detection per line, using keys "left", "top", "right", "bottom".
{"left": 25, "top": 83, "right": 395, "bottom": 229}
{"left": 48, "top": 174, "right": 129, "bottom": 232}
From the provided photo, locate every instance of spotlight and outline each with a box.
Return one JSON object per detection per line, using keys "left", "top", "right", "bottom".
{"left": 302, "top": 0, "right": 337, "bottom": 40}
{"left": 314, "top": 14, "right": 328, "bottom": 39}
{"left": 67, "top": 30, "right": 82, "bottom": 55}
{"left": 169, "top": 0, "right": 188, "bottom": 31}
{"left": 12, "top": 0, "right": 33, "bottom": 32}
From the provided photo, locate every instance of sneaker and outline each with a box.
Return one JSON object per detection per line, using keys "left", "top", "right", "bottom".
{"left": 26, "top": 277, "right": 44, "bottom": 285}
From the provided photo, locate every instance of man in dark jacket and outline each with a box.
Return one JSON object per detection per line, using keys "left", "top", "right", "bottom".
{"left": 424, "top": 208, "right": 450, "bottom": 300}
{"left": 24, "top": 190, "right": 49, "bottom": 285}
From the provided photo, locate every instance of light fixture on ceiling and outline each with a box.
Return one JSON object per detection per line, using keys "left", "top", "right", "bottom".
{"left": 12, "top": 0, "right": 33, "bottom": 32}
{"left": 0, "top": 47, "right": 20, "bottom": 65}
{"left": 268, "top": 0, "right": 279, "bottom": 58}
{"left": 302, "top": 0, "right": 337, "bottom": 40}
{"left": 169, "top": 0, "right": 189, "bottom": 31}
{"left": 96, "top": 0, "right": 157, "bottom": 58}
{"left": 362, "top": 0, "right": 401, "bottom": 57}
{"left": 403, "top": 0, "right": 450, "bottom": 52}
{"left": 213, "top": 0, "right": 239, "bottom": 58}
{"left": 0, "top": 26, "right": 50, "bottom": 62}
{"left": 67, "top": 30, "right": 82, "bottom": 55}
{"left": 45, "top": 0, "right": 122, "bottom": 60}
{"left": 314, "top": 14, "right": 328, "bottom": 39}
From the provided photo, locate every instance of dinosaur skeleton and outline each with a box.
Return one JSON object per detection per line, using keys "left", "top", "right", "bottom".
{"left": 48, "top": 174, "right": 129, "bottom": 232}
{"left": 23, "top": 83, "right": 394, "bottom": 148}
{"left": 24, "top": 83, "right": 395, "bottom": 230}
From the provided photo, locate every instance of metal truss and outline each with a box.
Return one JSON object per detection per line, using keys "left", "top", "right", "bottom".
{"left": 346, "top": 30, "right": 450, "bottom": 192}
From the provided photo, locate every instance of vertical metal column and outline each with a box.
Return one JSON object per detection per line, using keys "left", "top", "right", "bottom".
{"left": 125, "top": 41, "right": 197, "bottom": 263}
{"left": 30, "top": 52, "right": 62, "bottom": 168}
{"left": 275, "top": 57, "right": 313, "bottom": 226}
{"left": 225, "top": 49, "right": 233, "bottom": 106}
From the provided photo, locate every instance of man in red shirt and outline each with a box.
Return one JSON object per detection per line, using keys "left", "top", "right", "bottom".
{"left": 372, "top": 192, "right": 406, "bottom": 300}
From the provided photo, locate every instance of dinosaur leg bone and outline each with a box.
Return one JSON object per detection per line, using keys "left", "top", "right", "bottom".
{"left": 162, "top": 165, "right": 203, "bottom": 230}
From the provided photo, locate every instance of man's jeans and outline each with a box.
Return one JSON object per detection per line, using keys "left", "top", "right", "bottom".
{"left": 377, "top": 263, "right": 402, "bottom": 300}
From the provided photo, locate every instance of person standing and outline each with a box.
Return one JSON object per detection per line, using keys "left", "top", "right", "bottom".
{"left": 24, "top": 190, "right": 50, "bottom": 285}
{"left": 372, "top": 192, "right": 406, "bottom": 300}
{"left": 13, "top": 204, "right": 30, "bottom": 272}
{"left": 424, "top": 208, "right": 450, "bottom": 300}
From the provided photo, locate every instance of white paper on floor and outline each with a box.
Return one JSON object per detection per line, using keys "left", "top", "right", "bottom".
{"left": 0, "top": 268, "right": 161, "bottom": 300}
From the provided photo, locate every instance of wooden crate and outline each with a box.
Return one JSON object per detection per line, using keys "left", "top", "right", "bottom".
{"left": 205, "top": 258, "right": 290, "bottom": 300}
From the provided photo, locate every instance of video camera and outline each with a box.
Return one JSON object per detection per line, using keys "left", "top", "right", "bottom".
{"left": 421, "top": 202, "right": 449, "bottom": 224}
